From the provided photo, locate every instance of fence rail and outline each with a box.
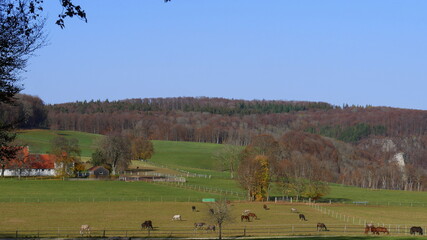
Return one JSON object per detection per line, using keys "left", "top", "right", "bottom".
{"left": 2, "top": 224, "right": 424, "bottom": 238}
{"left": 0, "top": 196, "right": 242, "bottom": 203}
{"left": 151, "top": 181, "right": 246, "bottom": 198}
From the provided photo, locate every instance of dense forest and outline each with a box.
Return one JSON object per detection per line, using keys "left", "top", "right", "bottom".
{"left": 2, "top": 95, "right": 426, "bottom": 190}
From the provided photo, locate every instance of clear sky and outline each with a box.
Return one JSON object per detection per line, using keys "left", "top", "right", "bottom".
{"left": 22, "top": 1, "right": 427, "bottom": 110}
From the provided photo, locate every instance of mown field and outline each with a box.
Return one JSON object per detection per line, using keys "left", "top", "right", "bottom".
{"left": 7, "top": 129, "right": 427, "bottom": 239}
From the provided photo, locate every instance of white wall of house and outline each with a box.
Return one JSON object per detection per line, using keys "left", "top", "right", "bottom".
{"left": 2, "top": 169, "right": 56, "bottom": 176}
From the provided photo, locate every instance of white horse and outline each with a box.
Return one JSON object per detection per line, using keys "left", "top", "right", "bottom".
{"left": 80, "top": 225, "right": 90, "bottom": 235}
{"left": 172, "top": 214, "right": 182, "bottom": 221}
{"left": 291, "top": 207, "right": 298, "bottom": 213}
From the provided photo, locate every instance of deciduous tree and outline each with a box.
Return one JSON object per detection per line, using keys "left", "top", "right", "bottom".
{"left": 50, "top": 136, "right": 81, "bottom": 177}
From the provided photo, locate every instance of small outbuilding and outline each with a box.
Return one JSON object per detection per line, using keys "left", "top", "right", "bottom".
{"left": 88, "top": 166, "right": 110, "bottom": 178}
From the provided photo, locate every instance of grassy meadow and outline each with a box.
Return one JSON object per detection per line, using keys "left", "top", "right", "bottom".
{"left": 4, "top": 129, "right": 426, "bottom": 238}
{"left": 15, "top": 129, "right": 103, "bottom": 158}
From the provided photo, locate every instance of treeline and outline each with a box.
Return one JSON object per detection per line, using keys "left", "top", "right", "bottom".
{"left": 236, "top": 132, "right": 426, "bottom": 198}
{"left": 0, "top": 94, "right": 47, "bottom": 129}
{"left": 48, "top": 97, "right": 334, "bottom": 115}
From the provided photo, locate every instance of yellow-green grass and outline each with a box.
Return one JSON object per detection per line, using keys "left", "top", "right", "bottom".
{"left": 0, "top": 201, "right": 423, "bottom": 238}
{"left": 15, "top": 129, "right": 103, "bottom": 157}
{"left": 319, "top": 204, "right": 427, "bottom": 226}
{"left": 0, "top": 202, "right": 361, "bottom": 236}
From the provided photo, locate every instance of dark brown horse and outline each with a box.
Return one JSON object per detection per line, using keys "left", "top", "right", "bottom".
{"left": 410, "top": 226, "right": 423, "bottom": 235}
{"left": 371, "top": 226, "right": 389, "bottom": 235}
{"left": 205, "top": 225, "right": 216, "bottom": 232}
{"left": 141, "top": 220, "right": 153, "bottom": 230}
{"left": 299, "top": 214, "right": 307, "bottom": 221}
{"left": 317, "top": 223, "right": 327, "bottom": 231}
{"left": 241, "top": 215, "right": 250, "bottom": 222}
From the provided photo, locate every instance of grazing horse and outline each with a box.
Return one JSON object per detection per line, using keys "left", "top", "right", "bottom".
{"left": 410, "top": 226, "right": 423, "bottom": 235}
{"left": 141, "top": 220, "right": 153, "bottom": 230}
{"left": 248, "top": 213, "right": 258, "bottom": 220}
{"left": 194, "top": 222, "right": 206, "bottom": 229}
{"left": 172, "top": 215, "right": 182, "bottom": 221}
{"left": 241, "top": 215, "right": 250, "bottom": 222}
{"left": 291, "top": 208, "right": 298, "bottom": 213}
{"left": 80, "top": 225, "right": 91, "bottom": 235}
{"left": 299, "top": 214, "right": 307, "bottom": 221}
{"left": 317, "top": 223, "right": 327, "bottom": 231}
{"left": 371, "top": 227, "right": 389, "bottom": 235}
{"left": 263, "top": 204, "right": 269, "bottom": 210}
{"left": 192, "top": 206, "right": 196, "bottom": 212}
{"left": 364, "top": 224, "right": 375, "bottom": 234}
{"left": 205, "top": 225, "right": 216, "bottom": 232}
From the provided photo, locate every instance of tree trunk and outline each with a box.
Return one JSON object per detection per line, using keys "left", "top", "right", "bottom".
{"left": 218, "top": 223, "right": 222, "bottom": 240}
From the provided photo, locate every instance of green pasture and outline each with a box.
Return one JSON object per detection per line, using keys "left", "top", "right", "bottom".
{"left": 15, "top": 129, "right": 103, "bottom": 157}
{"left": 324, "top": 184, "right": 427, "bottom": 205}
{"left": 0, "top": 179, "right": 227, "bottom": 202}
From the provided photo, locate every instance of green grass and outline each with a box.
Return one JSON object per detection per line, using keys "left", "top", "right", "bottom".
{"left": 15, "top": 129, "right": 103, "bottom": 157}
{"left": 151, "top": 140, "right": 224, "bottom": 170}
{"left": 0, "top": 179, "right": 226, "bottom": 202}
{"left": 324, "top": 183, "right": 427, "bottom": 205}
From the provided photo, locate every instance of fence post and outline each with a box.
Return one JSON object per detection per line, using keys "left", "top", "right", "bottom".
{"left": 243, "top": 226, "right": 246, "bottom": 236}
{"left": 15, "top": 230, "right": 18, "bottom": 238}
{"left": 103, "top": 230, "right": 106, "bottom": 238}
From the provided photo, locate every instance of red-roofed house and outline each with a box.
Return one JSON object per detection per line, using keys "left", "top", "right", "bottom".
{"left": 1, "top": 147, "right": 56, "bottom": 177}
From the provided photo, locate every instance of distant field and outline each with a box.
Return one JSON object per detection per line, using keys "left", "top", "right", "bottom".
{"left": 15, "top": 129, "right": 103, "bottom": 157}
{"left": 150, "top": 140, "right": 226, "bottom": 171}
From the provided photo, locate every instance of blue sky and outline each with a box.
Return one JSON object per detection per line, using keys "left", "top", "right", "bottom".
{"left": 22, "top": 1, "right": 427, "bottom": 110}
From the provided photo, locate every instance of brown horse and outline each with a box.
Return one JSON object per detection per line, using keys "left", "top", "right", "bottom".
{"left": 317, "top": 223, "right": 327, "bottom": 231}
{"left": 241, "top": 215, "right": 250, "bottom": 222}
{"left": 371, "top": 227, "right": 389, "bottom": 235}
{"left": 141, "top": 220, "right": 153, "bottom": 230}
{"left": 410, "top": 226, "right": 423, "bottom": 235}
{"left": 248, "top": 213, "right": 258, "bottom": 220}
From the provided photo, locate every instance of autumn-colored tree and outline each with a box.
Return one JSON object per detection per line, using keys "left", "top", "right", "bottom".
{"left": 50, "top": 136, "right": 81, "bottom": 178}
{"left": 238, "top": 154, "right": 270, "bottom": 201}
{"left": 130, "top": 137, "right": 154, "bottom": 161}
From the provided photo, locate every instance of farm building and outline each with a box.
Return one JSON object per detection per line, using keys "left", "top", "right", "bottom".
{"left": 88, "top": 166, "right": 110, "bottom": 178}
{"left": 1, "top": 147, "right": 56, "bottom": 177}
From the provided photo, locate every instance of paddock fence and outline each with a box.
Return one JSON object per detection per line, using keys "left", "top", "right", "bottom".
{"left": 2, "top": 224, "right": 424, "bottom": 239}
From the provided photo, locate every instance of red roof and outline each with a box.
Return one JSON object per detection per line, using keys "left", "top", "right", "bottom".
{"left": 4, "top": 147, "right": 55, "bottom": 169}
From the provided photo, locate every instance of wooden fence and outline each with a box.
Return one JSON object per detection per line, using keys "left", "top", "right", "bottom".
{"left": 2, "top": 224, "right": 423, "bottom": 238}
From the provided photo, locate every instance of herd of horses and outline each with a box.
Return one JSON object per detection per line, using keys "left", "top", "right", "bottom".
{"left": 79, "top": 205, "right": 424, "bottom": 236}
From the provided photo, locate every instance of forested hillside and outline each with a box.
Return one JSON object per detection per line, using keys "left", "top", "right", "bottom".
{"left": 2, "top": 95, "right": 426, "bottom": 190}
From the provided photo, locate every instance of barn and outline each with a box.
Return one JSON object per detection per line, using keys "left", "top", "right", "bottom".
{"left": 88, "top": 166, "right": 110, "bottom": 178}
{"left": 1, "top": 147, "right": 56, "bottom": 176}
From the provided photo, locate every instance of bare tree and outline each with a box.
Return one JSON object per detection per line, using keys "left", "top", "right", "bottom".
{"left": 98, "top": 134, "right": 131, "bottom": 175}
{"left": 212, "top": 144, "right": 241, "bottom": 178}
{"left": 207, "top": 201, "right": 233, "bottom": 240}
